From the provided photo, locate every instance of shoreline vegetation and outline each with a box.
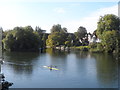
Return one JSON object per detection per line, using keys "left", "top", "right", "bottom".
{"left": 1, "top": 14, "right": 120, "bottom": 56}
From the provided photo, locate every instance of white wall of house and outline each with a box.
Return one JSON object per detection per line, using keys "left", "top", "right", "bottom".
{"left": 88, "top": 34, "right": 101, "bottom": 43}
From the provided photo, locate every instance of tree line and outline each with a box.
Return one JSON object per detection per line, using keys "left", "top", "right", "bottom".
{"left": 1, "top": 14, "right": 120, "bottom": 53}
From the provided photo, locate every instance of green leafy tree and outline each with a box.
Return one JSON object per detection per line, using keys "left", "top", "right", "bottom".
{"left": 3, "top": 26, "right": 41, "bottom": 51}
{"left": 76, "top": 26, "right": 87, "bottom": 39}
{"left": 65, "top": 41, "right": 71, "bottom": 47}
{"left": 101, "top": 30, "right": 119, "bottom": 53}
{"left": 96, "top": 14, "right": 120, "bottom": 38}
{"left": 51, "top": 24, "right": 62, "bottom": 33}
{"left": 46, "top": 24, "right": 68, "bottom": 48}
{"left": 24, "top": 26, "right": 33, "bottom": 32}
{"left": 2, "top": 33, "right": 15, "bottom": 51}
{"left": 96, "top": 14, "right": 120, "bottom": 53}
{"left": 74, "top": 26, "right": 87, "bottom": 46}
{"left": 35, "top": 26, "right": 43, "bottom": 34}
{"left": 41, "top": 33, "right": 48, "bottom": 48}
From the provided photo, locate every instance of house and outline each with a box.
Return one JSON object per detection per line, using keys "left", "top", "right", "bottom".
{"left": 41, "top": 30, "right": 46, "bottom": 33}
{"left": 88, "top": 33, "right": 101, "bottom": 44}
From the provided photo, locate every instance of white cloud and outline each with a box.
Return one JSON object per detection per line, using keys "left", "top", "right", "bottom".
{"left": 54, "top": 8, "right": 66, "bottom": 13}
{"left": 62, "top": 5, "right": 118, "bottom": 33}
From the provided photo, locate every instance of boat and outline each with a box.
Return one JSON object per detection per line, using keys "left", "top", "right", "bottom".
{"left": 43, "top": 66, "right": 59, "bottom": 70}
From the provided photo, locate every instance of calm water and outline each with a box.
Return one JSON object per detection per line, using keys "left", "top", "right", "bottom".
{"left": 1, "top": 49, "right": 119, "bottom": 88}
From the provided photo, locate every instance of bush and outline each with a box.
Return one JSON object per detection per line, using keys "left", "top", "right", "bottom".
{"left": 75, "top": 46, "right": 90, "bottom": 51}
{"left": 97, "top": 43, "right": 104, "bottom": 52}
{"left": 89, "top": 43, "right": 97, "bottom": 49}
{"left": 89, "top": 43, "right": 104, "bottom": 53}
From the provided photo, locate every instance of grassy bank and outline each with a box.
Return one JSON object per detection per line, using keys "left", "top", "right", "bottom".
{"left": 71, "top": 46, "right": 90, "bottom": 51}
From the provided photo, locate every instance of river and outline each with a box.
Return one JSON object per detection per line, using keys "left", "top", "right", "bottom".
{"left": 1, "top": 49, "right": 119, "bottom": 88}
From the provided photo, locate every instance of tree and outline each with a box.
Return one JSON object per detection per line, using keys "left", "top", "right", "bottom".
{"left": 46, "top": 32, "right": 67, "bottom": 48}
{"left": 75, "top": 26, "right": 87, "bottom": 40}
{"left": 2, "top": 26, "right": 41, "bottom": 51}
{"left": 101, "top": 30, "right": 118, "bottom": 52}
{"left": 50, "top": 24, "right": 62, "bottom": 33}
{"left": 24, "top": 26, "right": 33, "bottom": 32}
{"left": 77, "top": 26, "right": 87, "bottom": 39}
{"left": 96, "top": 14, "right": 120, "bottom": 38}
{"left": 35, "top": 26, "right": 42, "bottom": 34}
{"left": 41, "top": 33, "right": 48, "bottom": 48}
{"left": 66, "top": 34, "right": 75, "bottom": 46}
{"left": 2, "top": 33, "right": 15, "bottom": 51}
{"left": 96, "top": 14, "right": 120, "bottom": 53}
{"left": 74, "top": 26, "right": 87, "bottom": 46}
{"left": 46, "top": 24, "right": 68, "bottom": 48}
{"left": 65, "top": 41, "right": 71, "bottom": 47}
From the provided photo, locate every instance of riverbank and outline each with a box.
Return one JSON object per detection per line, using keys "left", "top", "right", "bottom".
{"left": 52, "top": 45, "right": 118, "bottom": 54}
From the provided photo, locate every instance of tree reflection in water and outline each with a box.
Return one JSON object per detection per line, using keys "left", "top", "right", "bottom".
{"left": 3, "top": 52, "right": 40, "bottom": 75}
{"left": 91, "top": 53, "right": 118, "bottom": 87}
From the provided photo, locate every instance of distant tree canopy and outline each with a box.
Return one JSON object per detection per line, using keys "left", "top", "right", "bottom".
{"left": 2, "top": 26, "right": 41, "bottom": 51}
{"left": 75, "top": 26, "right": 87, "bottom": 40}
{"left": 50, "top": 24, "right": 68, "bottom": 33}
{"left": 74, "top": 26, "right": 88, "bottom": 46}
{"left": 46, "top": 24, "right": 68, "bottom": 48}
{"left": 46, "top": 24, "right": 88, "bottom": 48}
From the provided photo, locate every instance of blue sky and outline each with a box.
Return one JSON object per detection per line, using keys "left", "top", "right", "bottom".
{"left": 0, "top": 0, "right": 119, "bottom": 33}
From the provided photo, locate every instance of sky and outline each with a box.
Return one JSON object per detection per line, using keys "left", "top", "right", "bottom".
{"left": 0, "top": 0, "right": 119, "bottom": 33}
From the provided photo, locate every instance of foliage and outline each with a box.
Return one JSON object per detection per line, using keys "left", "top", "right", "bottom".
{"left": 96, "top": 14, "right": 120, "bottom": 38}
{"left": 96, "top": 43, "right": 104, "bottom": 52}
{"left": 47, "top": 25, "right": 89, "bottom": 48}
{"left": 2, "top": 26, "right": 41, "bottom": 51}
{"left": 65, "top": 41, "right": 71, "bottom": 47}
{"left": 96, "top": 14, "right": 120, "bottom": 53}
{"left": 75, "top": 26, "right": 87, "bottom": 40}
{"left": 51, "top": 24, "right": 63, "bottom": 33}
{"left": 74, "top": 26, "right": 88, "bottom": 46}
{"left": 89, "top": 43, "right": 97, "bottom": 49}
{"left": 75, "top": 46, "right": 90, "bottom": 51}
{"left": 41, "top": 33, "right": 48, "bottom": 48}
{"left": 46, "top": 24, "right": 68, "bottom": 48}
{"left": 2, "top": 14, "right": 120, "bottom": 54}
{"left": 89, "top": 43, "right": 104, "bottom": 53}
{"left": 101, "top": 30, "right": 119, "bottom": 53}
{"left": 46, "top": 32, "right": 67, "bottom": 48}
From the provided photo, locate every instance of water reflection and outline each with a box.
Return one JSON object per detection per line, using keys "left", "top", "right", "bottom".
{"left": 91, "top": 53, "right": 118, "bottom": 87}
{"left": 75, "top": 51, "right": 90, "bottom": 59}
{"left": 46, "top": 49, "right": 118, "bottom": 87}
{"left": 46, "top": 48, "right": 69, "bottom": 57}
{"left": 73, "top": 51, "right": 118, "bottom": 87}
{"left": 1, "top": 50, "right": 118, "bottom": 88}
{"left": 45, "top": 49, "right": 68, "bottom": 72}
{"left": 3, "top": 52, "right": 40, "bottom": 75}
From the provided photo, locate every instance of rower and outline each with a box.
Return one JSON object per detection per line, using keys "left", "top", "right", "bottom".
{"left": 50, "top": 65, "right": 52, "bottom": 70}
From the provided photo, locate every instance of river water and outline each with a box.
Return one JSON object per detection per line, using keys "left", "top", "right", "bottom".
{"left": 1, "top": 49, "right": 119, "bottom": 88}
